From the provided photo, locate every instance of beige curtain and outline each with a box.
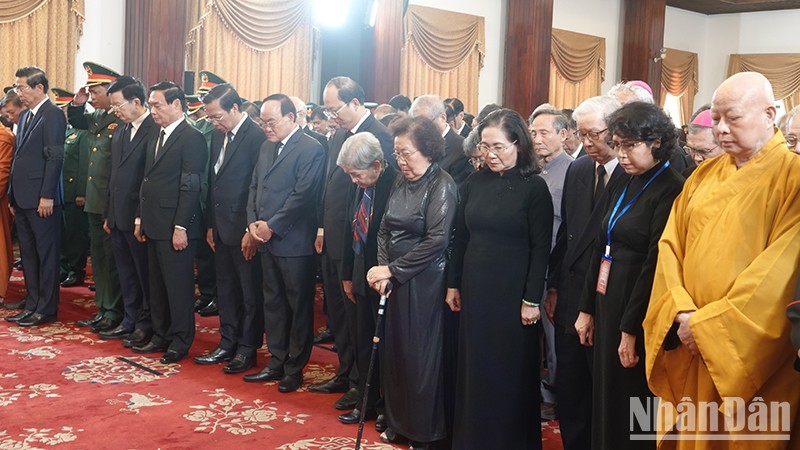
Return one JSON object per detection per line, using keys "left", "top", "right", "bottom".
{"left": 400, "top": 5, "right": 484, "bottom": 114}
{"left": 728, "top": 53, "right": 800, "bottom": 111}
{"left": 660, "top": 48, "right": 698, "bottom": 125}
{"left": 0, "top": 0, "right": 84, "bottom": 91}
{"left": 548, "top": 29, "right": 605, "bottom": 109}
{"left": 186, "top": 0, "right": 313, "bottom": 101}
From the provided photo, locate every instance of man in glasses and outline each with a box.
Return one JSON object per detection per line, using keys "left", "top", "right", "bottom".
{"left": 68, "top": 62, "right": 124, "bottom": 334}
{"left": 781, "top": 106, "right": 800, "bottom": 155}
{"left": 683, "top": 106, "right": 723, "bottom": 177}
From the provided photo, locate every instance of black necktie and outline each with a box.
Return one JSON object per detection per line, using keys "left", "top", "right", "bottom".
{"left": 123, "top": 124, "right": 132, "bottom": 143}
{"left": 272, "top": 141, "right": 283, "bottom": 166}
{"left": 24, "top": 112, "right": 33, "bottom": 136}
{"left": 155, "top": 130, "right": 165, "bottom": 159}
{"left": 593, "top": 165, "right": 606, "bottom": 207}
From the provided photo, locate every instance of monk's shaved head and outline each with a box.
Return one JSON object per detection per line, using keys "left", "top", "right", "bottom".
{"left": 710, "top": 72, "right": 777, "bottom": 167}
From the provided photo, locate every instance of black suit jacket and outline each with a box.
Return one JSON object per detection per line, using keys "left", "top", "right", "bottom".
{"left": 139, "top": 120, "right": 206, "bottom": 240}
{"left": 320, "top": 113, "right": 395, "bottom": 260}
{"left": 440, "top": 128, "right": 472, "bottom": 187}
{"left": 207, "top": 117, "right": 265, "bottom": 246}
{"left": 10, "top": 100, "right": 65, "bottom": 209}
{"left": 247, "top": 128, "right": 324, "bottom": 257}
{"left": 459, "top": 123, "right": 472, "bottom": 138}
{"left": 106, "top": 114, "right": 157, "bottom": 231}
{"left": 304, "top": 127, "right": 329, "bottom": 156}
{"left": 548, "top": 156, "right": 626, "bottom": 331}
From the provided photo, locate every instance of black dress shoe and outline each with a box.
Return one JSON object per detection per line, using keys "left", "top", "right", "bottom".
{"left": 193, "top": 347, "right": 235, "bottom": 365}
{"left": 5, "top": 309, "right": 33, "bottom": 323}
{"left": 76, "top": 312, "right": 103, "bottom": 327}
{"left": 223, "top": 354, "right": 255, "bottom": 374}
{"left": 91, "top": 317, "right": 120, "bottom": 333}
{"left": 338, "top": 408, "right": 377, "bottom": 424}
{"left": 12, "top": 258, "right": 22, "bottom": 270}
{"left": 375, "top": 414, "right": 387, "bottom": 432}
{"left": 313, "top": 328, "right": 334, "bottom": 344}
{"left": 88, "top": 284, "right": 96, "bottom": 292}
{"left": 60, "top": 274, "right": 84, "bottom": 287}
{"left": 278, "top": 375, "right": 303, "bottom": 393}
{"left": 308, "top": 376, "right": 349, "bottom": 394}
{"left": 132, "top": 341, "right": 169, "bottom": 354}
{"left": 3, "top": 299, "right": 27, "bottom": 310}
{"left": 98, "top": 324, "right": 133, "bottom": 340}
{"left": 17, "top": 313, "right": 57, "bottom": 327}
{"left": 334, "top": 387, "right": 360, "bottom": 410}
{"left": 160, "top": 350, "right": 185, "bottom": 364}
{"left": 197, "top": 298, "right": 219, "bottom": 317}
{"left": 194, "top": 295, "right": 214, "bottom": 312}
{"left": 123, "top": 329, "right": 153, "bottom": 348}
{"left": 243, "top": 368, "right": 284, "bottom": 383}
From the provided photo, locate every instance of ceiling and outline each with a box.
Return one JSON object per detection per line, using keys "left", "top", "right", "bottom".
{"left": 667, "top": 0, "right": 800, "bottom": 14}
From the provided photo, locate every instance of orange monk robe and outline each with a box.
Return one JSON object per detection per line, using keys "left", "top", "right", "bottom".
{"left": 0, "top": 125, "right": 13, "bottom": 297}
{"left": 644, "top": 130, "right": 800, "bottom": 449}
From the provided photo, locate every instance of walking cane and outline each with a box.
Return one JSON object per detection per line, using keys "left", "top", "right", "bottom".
{"left": 354, "top": 282, "right": 392, "bottom": 450}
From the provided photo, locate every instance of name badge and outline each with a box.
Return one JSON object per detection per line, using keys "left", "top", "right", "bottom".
{"left": 596, "top": 254, "right": 612, "bottom": 295}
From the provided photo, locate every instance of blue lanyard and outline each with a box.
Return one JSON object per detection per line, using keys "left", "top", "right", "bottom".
{"left": 605, "top": 161, "right": 670, "bottom": 255}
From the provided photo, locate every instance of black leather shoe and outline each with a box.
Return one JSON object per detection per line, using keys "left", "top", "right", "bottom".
{"left": 91, "top": 317, "right": 120, "bottom": 333}
{"left": 338, "top": 408, "right": 377, "bottom": 424}
{"left": 123, "top": 329, "right": 153, "bottom": 348}
{"left": 243, "top": 368, "right": 284, "bottom": 383}
{"left": 132, "top": 341, "right": 169, "bottom": 354}
{"left": 88, "top": 284, "right": 96, "bottom": 292}
{"left": 3, "top": 298, "right": 27, "bottom": 310}
{"left": 60, "top": 274, "right": 84, "bottom": 287}
{"left": 194, "top": 295, "right": 214, "bottom": 312}
{"left": 197, "top": 297, "right": 219, "bottom": 317}
{"left": 223, "top": 354, "right": 255, "bottom": 374}
{"left": 375, "top": 414, "right": 387, "bottom": 432}
{"left": 308, "top": 376, "right": 349, "bottom": 394}
{"left": 193, "top": 347, "right": 235, "bottom": 365}
{"left": 12, "top": 258, "right": 22, "bottom": 270}
{"left": 313, "top": 328, "right": 334, "bottom": 344}
{"left": 278, "top": 375, "right": 303, "bottom": 393}
{"left": 160, "top": 350, "right": 185, "bottom": 364}
{"left": 5, "top": 310, "right": 33, "bottom": 323}
{"left": 334, "top": 387, "right": 360, "bottom": 410}
{"left": 17, "top": 313, "right": 57, "bottom": 327}
{"left": 76, "top": 313, "right": 103, "bottom": 327}
{"left": 98, "top": 324, "right": 133, "bottom": 340}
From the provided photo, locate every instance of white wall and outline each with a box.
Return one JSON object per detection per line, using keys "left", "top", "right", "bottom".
{"left": 73, "top": 0, "right": 125, "bottom": 91}
{"left": 408, "top": 0, "right": 506, "bottom": 110}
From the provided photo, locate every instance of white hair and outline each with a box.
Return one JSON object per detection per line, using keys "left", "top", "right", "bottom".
{"left": 573, "top": 96, "right": 621, "bottom": 125}
{"left": 607, "top": 82, "right": 654, "bottom": 104}
{"left": 336, "top": 132, "right": 384, "bottom": 170}
{"left": 409, "top": 94, "right": 445, "bottom": 121}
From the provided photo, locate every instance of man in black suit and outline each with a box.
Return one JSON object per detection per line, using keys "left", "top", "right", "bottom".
{"left": 562, "top": 109, "right": 586, "bottom": 159}
{"left": 308, "top": 77, "right": 394, "bottom": 409}
{"left": 99, "top": 76, "right": 156, "bottom": 346}
{"left": 132, "top": 82, "right": 206, "bottom": 364}
{"left": 5, "top": 66, "right": 65, "bottom": 326}
{"left": 409, "top": 94, "right": 472, "bottom": 187}
{"left": 193, "top": 84, "right": 265, "bottom": 374}
{"left": 445, "top": 97, "right": 472, "bottom": 138}
{"left": 243, "top": 93, "right": 324, "bottom": 393}
{"left": 290, "top": 96, "right": 329, "bottom": 155}
{"left": 544, "top": 95, "right": 623, "bottom": 450}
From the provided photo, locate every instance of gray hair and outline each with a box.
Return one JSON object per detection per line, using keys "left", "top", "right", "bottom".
{"left": 530, "top": 108, "right": 569, "bottom": 133}
{"left": 463, "top": 128, "right": 481, "bottom": 157}
{"left": 528, "top": 103, "right": 556, "bottom": 124}
{"left": 573, "top": 96, "right": 621, "bottom": 126}
{"left": 782, "top": 106, "right": 800, "bottom": 135}
{"left": 336, "top": 132, "right": 384, "bottom": 170}
{"left": 607, "top": 81, "right": 654, "bottom": 104}
{"left": 409, "top": 94, "right": 445, "bottom": 121}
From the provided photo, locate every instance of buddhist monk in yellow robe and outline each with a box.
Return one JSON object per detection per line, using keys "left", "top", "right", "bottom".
{"left": 644, "top": 72, "right": 800, "bottom": 449}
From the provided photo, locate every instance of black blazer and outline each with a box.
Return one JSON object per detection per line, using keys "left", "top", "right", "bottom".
{"left": 440, "top": 127, "right": 472, "bottom": 187}
{"left": 10, "top": 99, "right": 66, "bottom": 209}
{"left": 459, "top": 123, "right": 472, "bottom": 138}
{"left": 548, "top": 155, "right": 626, "bottom": 331}
{"left": 106, "top": 114, "right": 157, "bottom": 231}
{"left": 341, "top": 164, "right": 398, "bottom": 297}
{"left": 319, "top": 114, "right": 394, "bottom": 260}
{"left": 247, "top": 128, "right": 325, "bottom": 257}
{"left": 207, "top": 117, "right": 265, "bottom": 246}
{"left": 139, "top": 120, "right": 206, "bottom": 240}
{"left": 304, "top": 127, "right": 329, "bottom": 156}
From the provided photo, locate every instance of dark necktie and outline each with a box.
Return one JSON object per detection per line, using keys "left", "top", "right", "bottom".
{"left": 154, "top": 130, "right": 165, "bottom": 159}
{"left": 593, "top": 165, "right": 606, "bottom": 207}
{"left": 215, "top": 131, "right": 233, "bottom": 173}
{"left": 123, "top": 124, "right": 132, "bottom": 143}
{"left": 352, "top": 186, "right": 374, "bottom": 255}
{"left": 24, "top": 112, "right": 33, "bottom": 137}
{"left": 272, "top": 141, "right": 283, "bottom": 167}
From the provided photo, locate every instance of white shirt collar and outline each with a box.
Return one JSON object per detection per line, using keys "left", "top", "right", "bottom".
{"left": 160, "top": 116, "right": 184, "bottom": 142}
{"left": 568, "top": 143, "right": 583, "bottom": 159}
{"left": 29, "top": 96, "right": 49, "bottom": 116}
{"left": 456, "top": 122, "right": 466, "bottom": 135}
{"left": 229, "top": 113, "right": 247, "bottom": 137}
{"left": 281, "top": 125, "right": 300, "bottom": 146}
{"left": 131, "top": 109, "right": 150, "bottom": 132}
{"left": 596, "top": 157, "right": 619, "bottom": 178}
{"left": 349, "top": 111, "right": 371, "bottom": 134}
{"left": 441, "top": 124, "right": 451, "bottom": 138}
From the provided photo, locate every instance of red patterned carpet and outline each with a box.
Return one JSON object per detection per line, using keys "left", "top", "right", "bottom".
{"left": 0, "top": 262, "right": 563, "bottom": 449}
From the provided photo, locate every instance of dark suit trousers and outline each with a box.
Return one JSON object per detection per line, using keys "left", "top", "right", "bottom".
{"left": 261, "top": 251, "right": 316, "bottom": 377}
{"left": 59, "top": 202, "right": 89, "bottom": 278}
{"left": 195, "top": 238, "right": 217, "bottom": 299}
{"left": 355, "top": 292, "right": 381, "bottom": 409}
{"left": 322, "top": 253, "right": 357, "bottom": 385}
{"left": 88, "top": 213, "right": 122, "bottom": 320}
{"left": 15, "top": 206, "right": 61, "bottom": 316}
{"left": 110, "top": 228, "right": 150, "bottom": 331}
{"left": 216, "top": 242, "right": 263, "bottom": 356}
{"left": 148, "top": 239, "right": 197, "bottom": 354}
{"left": 554, "top": 323, "right": 593, "bottom": 450}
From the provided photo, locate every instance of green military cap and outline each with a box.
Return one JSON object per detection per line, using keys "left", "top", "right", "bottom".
{"left": 51, "top": 88, "right": 75, "bottom": 108}
{"left": 364, "top": 101, "right": 378, "bottom": 109}
{"left": 197, "top": 70, "right": 227, "bottom": 95}
{"left": 83, "top": 61, "right": 120, "bottom": 86}
{"left": 3, "top": 86, "right": 12, "bottom": 94}
{"left": 186, "top": 94, "right": 204, "bottom": 115}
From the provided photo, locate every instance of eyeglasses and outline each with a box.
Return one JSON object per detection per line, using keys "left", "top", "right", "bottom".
{"left": 258, "top": 117, "right": 282, "bottom": 129}
{"left": 392, "top": 149, "right": 419, "bottom": 162}
{"left": 609, "top": 140, "right": 644, "bottom": 156}
{"left": 12, "top": 84, "right": 30, "bottom": 94}
{"left": 323, "top": 102, "right": 348, "bottom": 119}
{"left": 786, "top": 134, "right": 798, "bottom": 148}
{"left": 206, "top": 113, "right": 225, "bottom": 123}
{"left": 110, "top": 100, "right": 130, "bottom": 112}
{"left": 683, "top": 144, "right": 719, "bottom": 158}
{"left": 478, "top": 140, "right": 517, "bottom": 154}
{"left": 578, "top": 128, "right": 608, "bottom": 142}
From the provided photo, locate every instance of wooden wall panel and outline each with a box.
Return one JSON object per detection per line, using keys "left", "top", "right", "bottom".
{"left": 124, "top": 0, "right": 187, "bottom": 90}
{"left": 621, "top": 0, "right": 666, "bottom": 100}
{"left": 502, "top": 0, "right": 553, "bottom": 117}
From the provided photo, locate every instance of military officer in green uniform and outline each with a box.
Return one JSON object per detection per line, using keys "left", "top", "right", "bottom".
{"left": 69, "top": 62, "right": 124, "bottom": 332}
{"left": 53, "top": 89, "right": 90, "bottom": 288}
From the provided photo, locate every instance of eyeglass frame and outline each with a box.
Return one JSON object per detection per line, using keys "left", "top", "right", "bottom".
{"left": 12, "top": 84, "right": 32, "bottom": 94}
{"left": 785, "top": 134, "right": 798, "bottom": 148}
{"left": 323, "top": 101, "right": 349, "bottom": 119}
{"left": 683, "top": 144, "right": 720, "bottom": 158}
{"left": 110, "top": 100, "right": 131, "bottom": 112}
{"left": 609, "top": 139, "right": 646, "bottom": 156}
{"left": 577, "top": 128, "right": 609, "bottom": 142}
{"left": 392, "top": 149, "right": 419, "bottom": 162}
{"left": 478, "top": 140, "right": 518, "bottom": 155}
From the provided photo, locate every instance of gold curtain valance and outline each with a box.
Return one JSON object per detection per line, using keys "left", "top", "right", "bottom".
{"left": 405, "top": 5, "right": 484, "bottom": 73}
{"left": 0, "top": 0, "right": 48, "bottom": 24}
{"left": 550, "top": 28, "right": 605, "bottom": 84}
{"left": 728, "top": 53, "right": 800, "bottom": 102}
{"left": 660, "top": 48, "right": 698, "bottom": 124}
